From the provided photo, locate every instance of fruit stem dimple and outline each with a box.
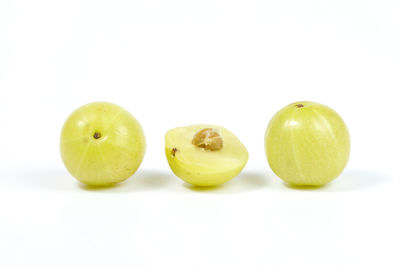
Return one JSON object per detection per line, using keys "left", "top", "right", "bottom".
{"left": 93, "top": 132, "right": 101, "bottom": 139}
{"left": 192, "top": 128, "right": 223, "bottom": 151}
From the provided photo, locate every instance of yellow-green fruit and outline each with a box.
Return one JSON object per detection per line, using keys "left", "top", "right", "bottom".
{"left": 265, "top": 101, "right": 350, "bottom": 186}
{"left": 165, "top": 124, "right": 248, "bottom": 186}
{"left": 60, "top": 102, "right": 146, "bottom": 186}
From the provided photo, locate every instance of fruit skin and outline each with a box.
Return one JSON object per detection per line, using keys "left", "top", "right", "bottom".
{"left": 265, "top": 101, "right": 350, "bottom": 186}
{"left": 60, "top": 102, "right": 146, "bottom": 186}
{"left": 165, "top": 124, "right": 248, "bottom": 187}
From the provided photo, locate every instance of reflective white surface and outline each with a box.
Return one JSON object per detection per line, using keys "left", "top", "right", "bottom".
{"left": 1, "top": 0, "right": 399, "bottom": 266}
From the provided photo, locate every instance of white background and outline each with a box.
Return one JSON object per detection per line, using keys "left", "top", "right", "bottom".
{"left": 1, "top": 0, "right": 399, "bottom": 266}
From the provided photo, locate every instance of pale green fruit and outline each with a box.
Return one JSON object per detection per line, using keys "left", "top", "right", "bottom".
{"left": 165, "top": 124, "right": 248, "bottom": 187}
{"left": 265, "top": 101, "right": 350, "bottom": 186}
{"left": 60, "top": 102, "right": 146, "bottom": 186}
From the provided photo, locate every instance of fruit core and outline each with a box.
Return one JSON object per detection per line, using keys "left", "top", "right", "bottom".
{"left": 192, "top": 128, "right": 223, "bottom": 151}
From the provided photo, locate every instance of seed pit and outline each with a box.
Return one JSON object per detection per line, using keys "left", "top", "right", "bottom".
{"left": 192, "top": 128, "right": 223, "bottom": 151}
{"left": 93, "top": 132, "right": 101, "bottom": 139}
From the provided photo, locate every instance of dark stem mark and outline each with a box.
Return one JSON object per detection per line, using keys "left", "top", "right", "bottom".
{"left": 296, "top": 104, "right": 304, "bottom": 108}
{"left": 93, "top": 132, "right": 101, "bottom": 139}
{"left": 171, "top": 148, "right": 177, "bottom": 157}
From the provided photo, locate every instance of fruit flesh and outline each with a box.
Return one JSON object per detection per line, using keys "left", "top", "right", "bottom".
{"left": 265, "top": 101, "right": 350, "bottom": 186}
{"left": 60, "top": 102, "right": 146, "bottom": 186}
{"left": 165, "top": 124, "right": 248, "bottom": 186}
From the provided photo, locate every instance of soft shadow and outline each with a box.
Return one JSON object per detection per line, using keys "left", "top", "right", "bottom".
{"left": 183, "top": 171, "right": 269, "bottom": 194}
{"left": 18, "top": 169, "right": 177, "bottom": 193}
{"left": 284, "top": 183, "right": 326, "bottom": 191}
{"left": 324, "top": 170, "right": 392, "bottom": 192}
{"left": 78, "top": 182, "right": 125, "bottom": 191}
{"left": 282, "top": 170, "right": 392, "bottom": 192}
{"left": 16, "top": 168, "right": 386, "bottom": 193}
{"left": 78, "top": 170, "right": 178, "bottom": 193}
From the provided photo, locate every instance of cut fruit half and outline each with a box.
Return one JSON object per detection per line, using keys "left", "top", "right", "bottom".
{"left": 165, "top": 124, "right": 248, "bottom": 186}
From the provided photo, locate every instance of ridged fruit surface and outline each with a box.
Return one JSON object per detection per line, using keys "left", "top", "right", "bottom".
{"left": 265, "top": 101, "right": 350, "bottom": 186}
{"left": 60, "top": 102, "right": 146, "bottom": 186}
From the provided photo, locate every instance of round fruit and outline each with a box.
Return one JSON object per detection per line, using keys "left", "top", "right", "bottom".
{"left": 60, "top": 102, "right": 146, "bottom": 186}
{"left": 265, "top": 101, "right": 350, "bottom": 186}
{"left": 165, "top": 124, "right": 248, "bottom": 187}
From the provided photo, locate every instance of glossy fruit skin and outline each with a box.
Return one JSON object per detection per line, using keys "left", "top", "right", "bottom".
{"left": 265, "top": 101, "right": 350, "bottom": 186}
{"left": 165, "top": 124, "right": 248, "bottom": 187}
{"left": 60, "top": 102, "right": 146, "bottom": 186}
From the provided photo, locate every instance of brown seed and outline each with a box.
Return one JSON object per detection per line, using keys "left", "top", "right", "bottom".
{"left": 192, "top": 128, "right": 223, "bottom": 151}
